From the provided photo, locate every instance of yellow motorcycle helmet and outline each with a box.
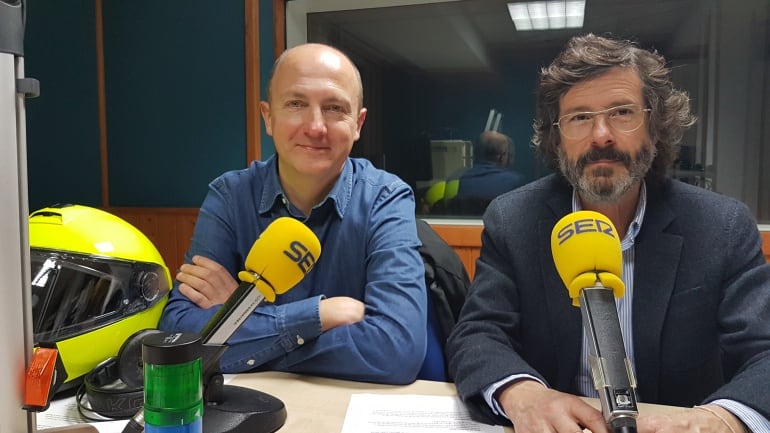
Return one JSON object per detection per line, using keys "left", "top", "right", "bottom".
{"left": 28, "top": 204, "right": 171, "bottom": 393}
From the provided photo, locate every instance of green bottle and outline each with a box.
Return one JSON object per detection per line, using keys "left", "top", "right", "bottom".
{"left": 142, "top": 332, "right": 203, "bottom": 433}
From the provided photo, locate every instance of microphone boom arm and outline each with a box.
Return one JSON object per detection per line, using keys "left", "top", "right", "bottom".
{"left": 201, "top": 274, "right": 269, "bottom": 346}
{"left": 580, "top": 278, "right": 639, "bottom": 433}
{"left": 198, "top": 275, "right": 269, "bottom": 404}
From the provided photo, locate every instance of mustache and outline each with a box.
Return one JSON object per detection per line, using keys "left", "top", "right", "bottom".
{"left": 577, "top": 148, "right": 632, "bottom": 170}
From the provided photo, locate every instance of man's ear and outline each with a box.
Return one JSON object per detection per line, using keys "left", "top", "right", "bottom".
{"left": 260, "top": 101, "right": 273, "bottom": 136}
{"left": 353, "top": 107, "right": 368, "bottom": 141}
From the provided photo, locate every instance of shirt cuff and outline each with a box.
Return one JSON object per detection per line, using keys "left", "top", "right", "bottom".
{"left": 710, "top": 399, "right": 770, "bottom": 433}
{"left": 275, "top": 295, "right": 324, "bottom": 351}
{"left": 482, "top": 374, "right": 548, "bottom": 418}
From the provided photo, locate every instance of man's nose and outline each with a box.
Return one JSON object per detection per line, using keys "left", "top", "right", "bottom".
{"left": 589, "top": 114, "right": 614, "bottom": 145}
{"left": 304, "top": 107, "right": 326, "bottom": 135}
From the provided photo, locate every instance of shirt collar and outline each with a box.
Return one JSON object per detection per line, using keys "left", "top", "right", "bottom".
{"left": 571, "top": 181, "right": 647, "bottom": 250}
{"left": 258, "top": 155, "right": 353, "bottom": 219}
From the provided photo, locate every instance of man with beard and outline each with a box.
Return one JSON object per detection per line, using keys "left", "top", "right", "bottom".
{"left": 446, "top": 34, "right": 770, "bottom": 433}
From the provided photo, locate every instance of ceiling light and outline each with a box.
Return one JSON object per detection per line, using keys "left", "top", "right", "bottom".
{"left": 507, "top": 0, "right": 585, "bottom": 31}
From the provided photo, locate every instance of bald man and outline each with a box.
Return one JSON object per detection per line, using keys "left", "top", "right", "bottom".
{"left": 449, "top": 131, "right": 527, "bottom": 215}
{"left": 159, "top": 43, "right": 428, "bottom": 384}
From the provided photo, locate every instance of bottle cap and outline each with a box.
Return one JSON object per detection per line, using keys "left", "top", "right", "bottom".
{"left": 142, "top": 332, "right": 203, "bottom": 430}
{"left": 142, "top": 332, "right": 201, "bottom": 365}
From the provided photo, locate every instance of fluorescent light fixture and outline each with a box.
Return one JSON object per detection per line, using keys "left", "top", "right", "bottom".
{"left": 507, "top": 0, "right": 585, "bottom": 31}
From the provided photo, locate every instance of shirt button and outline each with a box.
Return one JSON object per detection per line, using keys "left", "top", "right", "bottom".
{"left": 246, "top": 359, "right": 255, "bottom": 366}
{"left": 296, "top": 335, "right": 305, "bottom": 345}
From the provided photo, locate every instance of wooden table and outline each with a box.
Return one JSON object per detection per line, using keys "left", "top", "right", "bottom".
{"left": 228, "top": 371, "right": 681, "bottom": 432}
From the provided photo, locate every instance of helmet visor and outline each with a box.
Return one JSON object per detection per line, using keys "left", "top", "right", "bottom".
{"left": 30, "top": 249, "right": 170, "bottom": 344}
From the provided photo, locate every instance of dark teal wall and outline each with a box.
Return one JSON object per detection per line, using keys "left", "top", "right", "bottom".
{"left": 24, "top": 0, "right": 276, "bottom": 209}
{"left": 102, "top": 0, "right": 246, "bottom": 207}
{"left": 258, "top": 0, "right": 275, "bottom": 158}
{"left": 25, "top": 0, "right": 102, "bottom": 211}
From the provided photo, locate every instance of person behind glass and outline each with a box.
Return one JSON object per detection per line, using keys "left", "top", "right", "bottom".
{"left": 159, "top": 43, "right": 427, "bottom": 385}
{"left": 446, "top": 33, "right": 770, "bottom": 433}
{"left": 448, "top": 130, "right": 527, "bottom": 215}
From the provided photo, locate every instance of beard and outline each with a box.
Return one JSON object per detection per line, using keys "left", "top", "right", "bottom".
{"left": 557, "top": 143, "right": 655, "bottom": 204}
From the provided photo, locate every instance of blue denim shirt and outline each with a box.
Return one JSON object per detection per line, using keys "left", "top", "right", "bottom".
{"left": 159, "top": 156, "right": 428, "bottom": 384}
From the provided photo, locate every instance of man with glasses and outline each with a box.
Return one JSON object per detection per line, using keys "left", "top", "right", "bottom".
{"left": 447, "top": 34, "right": 770, "bottom": 433}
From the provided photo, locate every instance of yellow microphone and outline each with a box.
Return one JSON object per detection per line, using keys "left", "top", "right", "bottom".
{"left": 203, "top": 217, "right": 321, "bottom": 345}
{"left": 551, "top": 210, "right": 625, "bottom": 306}
{"left": 550, "top": 211, "right": 638, "bottom": 433}
{"left": 238, "top": 216, "right": 322, "bottom": 303}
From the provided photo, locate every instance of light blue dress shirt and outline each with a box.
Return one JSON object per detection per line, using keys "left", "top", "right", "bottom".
{"left": 159, "top": 156, "right": 428, "bottom": 384}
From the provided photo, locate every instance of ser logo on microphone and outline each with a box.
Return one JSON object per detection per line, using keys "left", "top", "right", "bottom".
{"left": 555, "top": 217, "right": 616, "bottom": 245}
{"left": 283, "top": 240, "right": 317, "bottom": 274}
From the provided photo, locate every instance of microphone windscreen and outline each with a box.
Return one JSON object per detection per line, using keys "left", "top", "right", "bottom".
{"left": 238, "top": 217, "right": 321, "bottom": 302}
{"left": 550, "top": 210, "right": 624, "bottom": 303}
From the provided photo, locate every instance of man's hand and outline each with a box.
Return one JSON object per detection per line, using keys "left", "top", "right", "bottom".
{"left": 637, "top": 405, "right": 746, "bottom": 433}
{"left": 319, "top": 296, "right": 365, "bottom": 331}
{"left": 176, "top": 255, "right": 239, "bottom": 309}
{"left": 497, "top": 379, "right": 608, "bottom": 433}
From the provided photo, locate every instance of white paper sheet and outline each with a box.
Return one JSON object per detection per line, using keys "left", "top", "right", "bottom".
{"left": 35, "top": 395, "right": 127, "bottom": 433}
{"left": 340, "top": 393, "right": 505, "bottom": 433}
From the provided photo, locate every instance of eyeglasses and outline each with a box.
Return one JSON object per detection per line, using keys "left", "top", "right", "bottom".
{"left": 553, "top": 104, "right": 652, "bottom": 140}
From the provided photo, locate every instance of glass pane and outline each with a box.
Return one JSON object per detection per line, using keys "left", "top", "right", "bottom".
{"left": 288, "top": 0, "right": 770, "bottom": 223}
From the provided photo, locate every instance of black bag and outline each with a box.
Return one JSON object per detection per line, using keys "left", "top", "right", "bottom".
{"left": 415, "top": 219, "right": 471, "bottom": 349}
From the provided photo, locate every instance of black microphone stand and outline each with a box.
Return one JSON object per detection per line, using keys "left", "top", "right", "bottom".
{"left": 580, "top": 282, "right": 638, "bottom": 433}
{"left": 198, "top": 277, "right": 286, "bottom": 433}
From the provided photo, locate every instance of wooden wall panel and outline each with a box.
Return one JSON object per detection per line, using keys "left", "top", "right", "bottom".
{"left": 431, "top": 225, "right": 483, "bottom": 247}
{"left": 104, "top": 208, "right": 770, "bottom": 283}
{"left": 455, "top": 247, "right": 479, "bottom": 280}
{"left": 107, "top": 207, "right": 199, "bottom": 275}
{"left": 175, "top": 212, "right": 199, "bottom": 268}
{"left": 434, "top": 227, "right": 770, "bottom": 280}
{"left": 429, "top": 225, "right": 482, "bottom": 280}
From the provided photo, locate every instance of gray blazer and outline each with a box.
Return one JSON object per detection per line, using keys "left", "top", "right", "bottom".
{"left": 446, "top": 174, "right": 770, "bottom": 425}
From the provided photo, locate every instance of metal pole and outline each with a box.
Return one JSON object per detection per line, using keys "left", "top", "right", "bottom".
{"left": 1, "top": 1, "right": 37, "bottom": 431}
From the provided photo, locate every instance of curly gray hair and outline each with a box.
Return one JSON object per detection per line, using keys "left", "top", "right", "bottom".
{"left": 532, "top": 34, "right": 696, "bottom": 183}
